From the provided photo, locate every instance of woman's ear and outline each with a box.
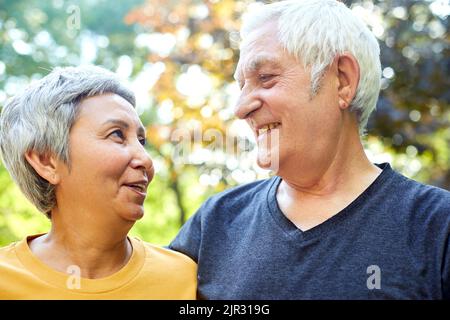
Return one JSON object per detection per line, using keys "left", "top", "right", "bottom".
{"left": 336, "top": 53, "right": 360, "bottom": 110}
{"left": 24, "top": 150, "right": 61, "bottom": 185}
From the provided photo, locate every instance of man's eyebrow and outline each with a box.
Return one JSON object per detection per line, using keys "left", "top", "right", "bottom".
{"left": 234, "top": 55, "right": 282, "bottom": 83}
{"left": 102, "top": 119, "right": 146, "bottom": 135}
{"left": 247, "top": 55, "right": 282, "bottom": 73}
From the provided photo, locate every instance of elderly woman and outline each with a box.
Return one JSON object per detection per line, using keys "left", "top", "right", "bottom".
{"left": 0, "top": 66, "right": 196, "bottom": 299}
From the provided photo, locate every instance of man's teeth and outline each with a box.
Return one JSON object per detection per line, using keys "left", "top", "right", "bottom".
{"left": 258, "top": 123, "right": 280, "bottom": 135}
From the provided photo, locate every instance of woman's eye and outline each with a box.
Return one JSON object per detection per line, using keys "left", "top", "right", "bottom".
{"left": 139, "top": 137, "right": 146, "bottom": 146}
{"left": 110, "top": 129, "right": 125, "bottom": 141}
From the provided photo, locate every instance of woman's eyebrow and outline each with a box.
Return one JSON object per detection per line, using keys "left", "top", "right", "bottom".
{"left": 102, "top": 119, "right": 146, "bottom": 135}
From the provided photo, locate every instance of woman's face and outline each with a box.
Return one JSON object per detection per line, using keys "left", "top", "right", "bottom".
{"left": 55, "top": 93, "right": 154, "bottom": 224}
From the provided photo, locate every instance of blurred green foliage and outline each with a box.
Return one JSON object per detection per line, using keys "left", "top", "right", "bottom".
{"left": 0, "top": 0, "right": 448, "bottom": 246}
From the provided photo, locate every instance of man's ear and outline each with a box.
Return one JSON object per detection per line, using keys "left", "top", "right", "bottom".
{"left": 24, "top": 150, "right": 61, "bottom": 185}
{"left": 336, "top": 53, "right": 360, "bottom": 110}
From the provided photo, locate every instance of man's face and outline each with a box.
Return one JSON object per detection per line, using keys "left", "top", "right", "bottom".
{"left": 234, "top": 22, "right": 344, "bottom": 179}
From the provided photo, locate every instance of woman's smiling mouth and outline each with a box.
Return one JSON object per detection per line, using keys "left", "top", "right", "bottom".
{"left": 123, "top": 180, "right": 148, "bottom": 197}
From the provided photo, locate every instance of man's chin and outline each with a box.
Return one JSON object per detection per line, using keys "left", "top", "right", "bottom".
{"left": 256, "top": 153, "right": 280, "bottom": 173}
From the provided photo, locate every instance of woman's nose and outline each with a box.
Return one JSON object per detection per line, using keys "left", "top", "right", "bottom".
{"left": 130, "top": 142, "right": 154, "bottom": 179}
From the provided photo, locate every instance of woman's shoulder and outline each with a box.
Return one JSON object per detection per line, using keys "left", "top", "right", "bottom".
{"left": 131, "top": 237, "right": 197, "bottom": 267}
{"left": 0, "top": 240, "right": 20, "bottom": 259}
{"left": 128, "top": 237, "right": 197, "bottom": 299}
{"left": 130, "top": 237, "right": 197, "bottom": 291}
{"left": 0, "top": 239, "right": 26, "bottom": 273}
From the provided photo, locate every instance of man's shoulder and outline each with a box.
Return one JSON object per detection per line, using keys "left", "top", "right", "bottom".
{"left": 390, "top": 169, "right": 450, "bottom": 205}
{"left": 205, "top": 176, "right": 277, "bottom": 207}
{"left": 385, "top": 168, "right": 450, "bottom": 224}
{"left": 193, "top": 177, "right": 278, "bottom": 221}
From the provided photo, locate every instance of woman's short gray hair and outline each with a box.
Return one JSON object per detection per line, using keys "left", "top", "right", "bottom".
{"left": 240, "top": 0, "right": 382, "bottom": 135}
{"left": 0, "top": 65, "right": 135, "bottom": 218}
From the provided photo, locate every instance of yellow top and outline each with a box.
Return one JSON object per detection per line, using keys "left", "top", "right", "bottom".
{"left": 0, "top": 234, "right": 197, "bottom": 300}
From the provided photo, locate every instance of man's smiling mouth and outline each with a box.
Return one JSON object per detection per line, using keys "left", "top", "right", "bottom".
{"left": 257, "top": 122, "right": 281, "bottom": 136}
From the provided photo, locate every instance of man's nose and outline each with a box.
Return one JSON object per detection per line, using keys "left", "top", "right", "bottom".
{"left": 234, "top": 90, "right": 262, "bottom": 119}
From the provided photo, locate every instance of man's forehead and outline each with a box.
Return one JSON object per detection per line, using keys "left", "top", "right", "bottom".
{"left": 233, "top": 25, "right": 286, "bottom": 81}
{"left": 240, "top": 20, "right": 279, "bottom": 48}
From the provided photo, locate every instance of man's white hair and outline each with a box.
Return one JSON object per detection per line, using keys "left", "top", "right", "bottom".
{"left": 0, "top": 65, "right": 135, "bottom": 218}
{"left": 240, "top": 0, "right": 382, "bottom": 135}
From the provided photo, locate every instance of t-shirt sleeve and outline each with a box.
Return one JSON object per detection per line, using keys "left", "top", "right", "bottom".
{"left": 168, "top": 200, "right": 208, "bottom": 263}
{"left": 437, "top": 193, "right": 450, "bottom": 300}
{"left": 443, "top": 234, "right": 450, "bottom": 300}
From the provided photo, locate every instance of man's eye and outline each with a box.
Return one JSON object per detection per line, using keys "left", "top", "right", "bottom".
{"left": 139, "top": 137, "right": 146, "bottom": 146}
{"left": 259, "top": 74, "right": 274, "bottom": 82}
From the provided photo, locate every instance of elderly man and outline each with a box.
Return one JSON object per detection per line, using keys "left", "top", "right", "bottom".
{"left": 169, "top": 0, "right": 450, "bottom": 299}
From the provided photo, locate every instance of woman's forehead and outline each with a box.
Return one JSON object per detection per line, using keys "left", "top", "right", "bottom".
{"left": 75, "top": 93, "right": 142, "bottom": 128}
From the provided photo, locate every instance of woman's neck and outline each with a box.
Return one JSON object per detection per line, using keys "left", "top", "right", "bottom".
{"left": 29, "top": 209, "right": 134, "bottom": 279}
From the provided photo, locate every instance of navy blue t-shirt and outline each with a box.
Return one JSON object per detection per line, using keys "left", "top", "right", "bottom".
{"left": 169, "top": 163, "right": 450, "bottom": 299}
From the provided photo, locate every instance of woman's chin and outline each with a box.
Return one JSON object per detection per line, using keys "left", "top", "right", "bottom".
{"left": 121, "top": 207, "right": 145, "bottom": 222}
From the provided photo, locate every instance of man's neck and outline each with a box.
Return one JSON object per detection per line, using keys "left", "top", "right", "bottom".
{"left": 280, "top": 149, "right": 380, "bottom": 199}
{"left": 276, "top": 126, "right": 382, "bottom": 231}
